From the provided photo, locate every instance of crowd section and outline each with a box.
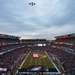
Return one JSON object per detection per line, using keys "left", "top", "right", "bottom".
{"left": 0, "top": 44, "right": 25, "bottom": 53}
{"left": 0, "top": 35, "right": 30, "bottom": 75}
{"left": 55, "top": 38, "right": 75, "bottom": 44}
{"left": 52, "top": 38, "right": 75, "bottom": 54}
{"left": 48, "top": 36, "right": 75, "bottom": 75}
{"left": 0, "top": 47, "right": 29, "bottom": 75}
{"left": 46, "top": 47, "right": 75, "bottom": 75}
{"left": 0, "top": 38, "right": 20, "bottom": 44}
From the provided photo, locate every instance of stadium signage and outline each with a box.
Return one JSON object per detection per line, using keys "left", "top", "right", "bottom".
{"left": 55, "top": 33, "right": 75, "bottom": 39}
{"left": 0, "top": 68, "right": 7, "bottom": 71}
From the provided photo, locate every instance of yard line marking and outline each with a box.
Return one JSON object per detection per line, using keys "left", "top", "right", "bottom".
{"left": 29, "top": 58, "right": 32, "bottom": 66}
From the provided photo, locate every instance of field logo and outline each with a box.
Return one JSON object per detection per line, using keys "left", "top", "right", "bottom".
{"left": 39, "top": 54, "right": 47, "bottom": 59}
{"left": 33, "top": 54, "right": 39, "bottom": 58}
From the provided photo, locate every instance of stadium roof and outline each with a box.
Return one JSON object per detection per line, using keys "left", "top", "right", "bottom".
{"left": 55, "top": 33, "right": 75, "bottom": 39}
{"left": 0, "top": 34, "right": 20, "bottom": 39}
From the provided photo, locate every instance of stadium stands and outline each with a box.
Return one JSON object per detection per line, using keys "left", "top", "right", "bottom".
{"left": 0, "top": 34, "right": 29, "bottom": 75}
{"left": 0, "top": 33, "right": 75, "bottom": 75}
{"left": 47, "top": 33, "right": 75, "bottom": 74}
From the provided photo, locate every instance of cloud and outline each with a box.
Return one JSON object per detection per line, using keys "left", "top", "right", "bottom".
{"left": 0, "top": 0, "right": 75, "bottom": 40}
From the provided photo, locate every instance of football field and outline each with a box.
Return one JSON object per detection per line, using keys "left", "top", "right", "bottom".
{"left": 22, "top": 51, "right": 54, "bottom": 68}
{"left": 18, "top": 50, "right": 61, "bottom": 75}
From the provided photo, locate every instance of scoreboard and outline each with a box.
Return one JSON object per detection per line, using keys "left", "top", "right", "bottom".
{"left": 37, "top": 44, "right": 46, "bottom": 46}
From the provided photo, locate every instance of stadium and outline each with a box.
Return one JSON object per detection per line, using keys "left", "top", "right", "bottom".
{"left": 0, "top": 0, "right": 75, "bottom": 75}
{"left": 0, "top": 33, "right": 75, "bottom": 75}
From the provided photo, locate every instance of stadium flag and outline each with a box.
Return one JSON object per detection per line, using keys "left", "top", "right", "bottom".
{"left": 33, "top": 54, "right": 39, "bottom": 58}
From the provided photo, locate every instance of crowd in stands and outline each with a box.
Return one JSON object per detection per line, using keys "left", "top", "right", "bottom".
{"left": 47, "top": 37, "right": 75, "bottom": 75}
{"left": 0, "top": 36, "right": 30, "bottom": 75}
{"left": 0, "top": 38, "right": 20, "bottom": 44}
{"left": 0, "top": 47, "right": 29, "bottom": 75}
{"left": 0, "top": 44, "right": 24, "bottom": 53}
{"left": 46, "top": 47, "right": 75, "bottom": 75}
{"left": 55, "top": 38, "right": 75, "bottom": 44}
{"left": 52, "top": 37, "right": 75, "bottom": 54}
{"left": 0, "top": 47, "right": 27, "bottom": 68}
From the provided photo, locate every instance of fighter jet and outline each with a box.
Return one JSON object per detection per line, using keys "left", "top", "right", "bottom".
{"left": 29, "top": 2, "right": 35, "bottom": 6}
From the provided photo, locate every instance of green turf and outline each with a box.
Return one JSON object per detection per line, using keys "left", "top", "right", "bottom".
{"left": 22, "top": 51, "right": 54, "bottom": 68}
{"left": 53, "top": 59, "right": 64, "bottom": 74}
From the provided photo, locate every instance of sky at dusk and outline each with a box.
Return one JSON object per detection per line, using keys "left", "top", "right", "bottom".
{"left": 0, "top": 0, "right": 75, "bottom": 40}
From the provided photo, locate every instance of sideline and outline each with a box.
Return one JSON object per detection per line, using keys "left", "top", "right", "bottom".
{"left": 15, "top": 51, "right": 31, "bottom": 74}
{"left": 45, "top": 51, "right": 61, "bottom": 74}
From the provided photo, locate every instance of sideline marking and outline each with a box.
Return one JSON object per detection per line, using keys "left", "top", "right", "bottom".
{"left": 15, "top": 51, "right": 31, "bottom": 74}
{"left": 45, "top": 51, "right": 61, "bottom": 74}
